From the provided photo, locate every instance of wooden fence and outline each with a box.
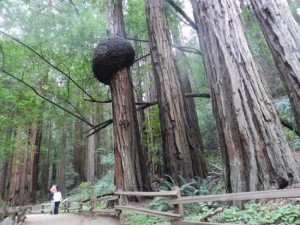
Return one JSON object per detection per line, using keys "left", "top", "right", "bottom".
{"left": 3, "top": 187, "right": 299, "bottom": 225}
{"left": 114, "top": 188, "right": 300, "bottom": 225}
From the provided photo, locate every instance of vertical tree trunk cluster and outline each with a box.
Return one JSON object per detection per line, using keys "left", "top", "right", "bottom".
{"left": 250, "top": 0, "right": 300, "bottom": 135}
{"left": 145, "top": 0, "right": 207, "bottom": 183}
{"left": 191, "top": 0, "right": 299, "bottom": 193}
{"left": 8, "top": 121, "right": 43, "bottom": 205}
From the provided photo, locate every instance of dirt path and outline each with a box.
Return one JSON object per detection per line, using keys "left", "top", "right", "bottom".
{"left": 23, "top": 214, "right": 120, "bottom": 225}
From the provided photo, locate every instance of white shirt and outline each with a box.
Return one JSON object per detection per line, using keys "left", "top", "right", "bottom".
{"left": 53, "top": 191, "right": 62, "bottom": 202}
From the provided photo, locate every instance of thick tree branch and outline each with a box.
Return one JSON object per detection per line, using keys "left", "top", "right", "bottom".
{"left": 163, "top": 0, "right": 198, "bottom": 31}
{"left": 133, "top": 53, "right": 151, "bottom": 63}
{"left": 88, "top": 92, "right": 299, "bottom": 138}
{"left": 0, "top": 30, "right": 95, "bottom": 101}
{"left": 0, "top": 68, "right": 93, "bottom": 127}
{"left": 174, "top": 46, "right": 202, "bottom": 55}
{"left": 84, "top": 98, "right": 112, "bottom": 103}
{"left": 126, "top": 37, "right": 149, "bottom": 43}
{"left": 126, "top": 37, "right": 202, "bottom": 55}
{"left": 185, "top": 92, "right": 211, "bottom": 98}
{"left": 280, "top": 118, "right": 300, "bottom": 136}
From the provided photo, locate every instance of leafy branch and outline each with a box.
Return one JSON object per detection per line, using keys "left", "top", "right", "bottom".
{"left": 0, "top": 68, "right": 93, "bottom": 127}
{"left": 0, "top": 30, "right": 95, "bottom": 101}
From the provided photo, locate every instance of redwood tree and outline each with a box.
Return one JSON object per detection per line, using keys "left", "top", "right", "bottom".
{"left": 191, "top": 0, "right": 300, "bottom": 193}
{"left": 250, "top": 0, "right": 300, "bottom": 135}
{"left": 94, "top": 0, "right": 150, "bottom": 191}
{"left": 145, "top": 0, "right": 207, "bottom": 183}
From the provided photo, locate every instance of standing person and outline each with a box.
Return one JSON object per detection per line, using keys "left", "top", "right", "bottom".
{"left": 49, "top": 185, "right": 56, "bottom": 214}
{"left": 53, "top": 187, "right": 62, "bottom": 214}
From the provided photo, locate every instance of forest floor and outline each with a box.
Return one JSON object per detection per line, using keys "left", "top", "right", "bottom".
{"left": 23, "top": 213, "right": 120, "bottom": 225}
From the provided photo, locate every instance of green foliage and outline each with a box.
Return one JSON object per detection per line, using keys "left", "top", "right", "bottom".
{"left": 124, "top": 212, "right": 170, "bottom": 225}
{"left": 94, "top": 170, "right": 115, "bottom": 194}
{"left": 142, "top": 106, "right": 163, "bottom": 166}
{"left": 68, "top": 171, "right": 115, "bottom": 201}
{"left": 0, "top": 198, "right": 5, "bottom": 208}
{"left": 184, "top": 203, "right": 300, "bottom": 225}
{"left": 100, "top": 153, "right": 115, "bottom": 167}
{"left": 289, "top": 0, "right": 300, "bottom": 24}
{"left": 148, "top": 198, "right": 173, "bottom": 212}
{"left": 69, "top": 182, "right": 95, "bottom": 201}
{"left": 274, "top": 97, "right": 300, "bottom": 151}
{"left": 216, "top": 203, "right": 300, "bottom": 225}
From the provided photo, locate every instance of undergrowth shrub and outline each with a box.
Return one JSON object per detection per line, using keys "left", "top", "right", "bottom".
{"left": 124, "top": 212, "right": 170, "bottom": 225}
{"left": 185, "top": 202, "right": 300, "bottom": 225}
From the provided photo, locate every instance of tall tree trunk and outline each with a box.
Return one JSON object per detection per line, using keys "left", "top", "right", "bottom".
{"left": 0, "top": 129, "right": 11, "bottom": 200}
{"left": 106, "top": 0, "right": 150, "bottom": 191}
{"left": 250, "top": 0, "right": 300, "bottom": 134}
{"left": 173, "top": 25, "right": 207, "bottom": 178}
{"left": 95, "top": 105, "right": 105, "bottom": 179}
{"left": 73, "top": 118, "right": 86, "bottom": 183}
{"left": 0, "top": 158, "right": 9, "bottom": 200}
{"left": 191, "top": 0, "right": 300, "bottom": 193}
{"left": 29, "top": 119, "right": 43, "bottom": 203}
{"left": 87, "top": 108, "right": 96, "bottom": 183}
{"left": 56, "top": 121, "right": 67, "bottom": 193}
{"left": 47, "top": 120, "right": 54, "bottom": 189}
{"left": 111, "top": 68, "right": 144, "bottom": 191}
{"left": 145, "top": 0, "right": 206, "bottom": 183}
{"left": 8, "top": 121, "right": 42, "bottom": 205}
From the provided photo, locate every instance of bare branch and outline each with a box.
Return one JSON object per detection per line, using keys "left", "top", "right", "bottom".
{"left": 86, "top": 119, "right": 113, "bottom": 137}
{"left": 185, "top": 92, "right": 211, "bottom": 98}
{"left": 84, "top": 98, "right": 112, "bottom": 103}
{"left": 163, "top": 0, "right": 198, "bottom": 31}
{"left": 126, "top": 37, "right": 149, "bottom": 43}
{"left": 280, "top": 118, "right": 300, "bottom": 136}
{"left": 174, "top": 46, "right": 202, "bottom": 55}
{"left": 133, "top": 53, "right": 151, "bottom": 63}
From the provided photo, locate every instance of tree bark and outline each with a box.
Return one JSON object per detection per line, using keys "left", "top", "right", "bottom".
{"left": 87, "top": 111, "right": 96, "bottom": 183}
{"left": 191, "top": 0, "right": 300, "bottom": 193}
{"left": 56, "top": 120, "right": 67, "bottom": 193}
{"left": 0, "top": 158, "right": 9, "bottom": 200}
{"left": 106, "top": 0, "right": 150, "bottom": 191}
{"left": 173, "top": 25, "right": 207, "bottom": 178}
{"left": 29, "top": 119, "right": 43, "bottom": 203}
{"left": 110, "top": 68, "right": 145, "bottom": 191}
{"left": 145, "top": 0, "right": 204, "bottom": 183}
{"left": 73, "top": 118, "right": 86, "bottom": 183}
{"left": 250, "top": 0, "right": 300, "bottom": 135}
{"left": 8, "top": 120, "right": 42, "bottom": 205}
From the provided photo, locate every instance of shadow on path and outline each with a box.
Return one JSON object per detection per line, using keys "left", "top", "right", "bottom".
{"left": 23, "top": 213, "right": 120, "bottom": 225}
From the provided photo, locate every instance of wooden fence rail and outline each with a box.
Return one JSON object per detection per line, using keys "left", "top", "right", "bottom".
{"left": 114, "top": 187, "right": 300, "bottom": 225}
{"left": 5, "top": 187, "right": 300, "bottom": 225}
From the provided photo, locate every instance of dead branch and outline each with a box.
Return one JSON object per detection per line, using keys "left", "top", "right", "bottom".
{"left": 163, "top": 0, "right": 198, "bottom": 31}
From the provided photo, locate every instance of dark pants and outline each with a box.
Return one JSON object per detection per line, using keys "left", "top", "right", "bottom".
{"left": 54, "top": 201, "right": 60, "bottom": 214}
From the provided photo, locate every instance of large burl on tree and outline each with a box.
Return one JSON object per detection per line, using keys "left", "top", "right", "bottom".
{"left": 92, "top": 36, "right": 135, "bottom": 85}
{"left": 92, "top": 35, "right": 149, "bottom": 193}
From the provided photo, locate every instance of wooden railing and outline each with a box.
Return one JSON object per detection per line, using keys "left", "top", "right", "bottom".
{"left": 4, "top": 187, "right": 299, "bottom": 225}
{"left": 0, "top": 205, "right": 30, "bottom": 224}
{"left": 114, "top": 187, "right": 300, "bottom": 225}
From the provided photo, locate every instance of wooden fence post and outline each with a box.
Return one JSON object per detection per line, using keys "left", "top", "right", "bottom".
{"left": 90, "top": 196, "right": 96, "bottom": 215}
{"left": 78, "top": 202, "right": 83, "bottom": 214}
{"left": 173, "top": 186, "right": 184, "bottom": 220}
{"left": 67, "top": 201, "right": 71, "bottom": 213}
